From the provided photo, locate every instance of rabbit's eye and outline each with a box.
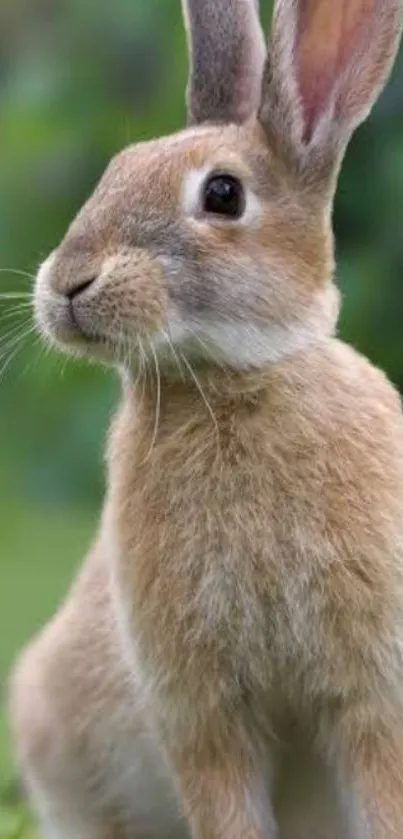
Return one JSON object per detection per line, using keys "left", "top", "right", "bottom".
{"left": 203, "top": 174, "right": 245, "bottom": 219}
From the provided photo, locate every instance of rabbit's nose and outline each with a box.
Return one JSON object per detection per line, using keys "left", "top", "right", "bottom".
{"left": 66, "top": 276, "right": 97, "bottom": 300}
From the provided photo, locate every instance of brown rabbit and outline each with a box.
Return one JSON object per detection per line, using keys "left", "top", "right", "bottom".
{"left": 9, "top": 0, "right": 403, "bottom": 837}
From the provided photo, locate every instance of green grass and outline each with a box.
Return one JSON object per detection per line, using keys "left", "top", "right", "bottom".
{"left": 0, "top": 497, "right": 96, "bottom": 838}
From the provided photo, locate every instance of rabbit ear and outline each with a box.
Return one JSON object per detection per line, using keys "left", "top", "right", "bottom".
{"left": 182, "top": 0, "right": 266, "bottom": 125}
{"left": 259, "top": 0, "right": 403, "bottom": 174}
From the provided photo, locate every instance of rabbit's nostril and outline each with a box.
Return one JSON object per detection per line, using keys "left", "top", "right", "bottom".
{"left": 66, "top": 276, "right": 97, "bottom": 300}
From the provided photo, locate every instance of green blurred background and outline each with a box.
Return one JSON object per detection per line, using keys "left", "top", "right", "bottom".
{"left": 0, "top": 0, "right": 403, "bottom": 830}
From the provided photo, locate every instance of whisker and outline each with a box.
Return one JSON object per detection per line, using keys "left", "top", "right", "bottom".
{"left": 0, "top": 341, "right": 34, "bottom": 380}
{"left": 19, "top": 333, "right": 52, "bottom": 380}
{"left": 2, "top": 317, "right": 36, "bottom": 339}
{"left": 0, "top": 324, "right": 31, "bottom": 352}
{"left": 0, "top": 323, "right": 37, "bottom": 380}
{"left": 35, "top": 340, "right": 67, "bottom": 386}
{"left": 0, "top": 300, "right": 32, "bottom": 312}
{"left": 136, "top": 336, "right": 147, "bottom": 416}
{"left": 0, "top": 315, "right": 33, "bottom": 344}
{"left": 59, "top": 356, "right": 69, "bottom": 380}
{"left": 162, "top": 328, "right": 186, "bottom": 382}
{"left": 118, "top": 323, "right": 131, "bottom": 370}
{"left": 0, "top": 306, "right": 33, "bottom": 325}
{"left": 178, "top": 351, "right": 221, "bottom": 448}
{"left": 0, "top": 267, "right": 36, "bottom": 281}
{"left": 0, "top": 289, "right": 62, "bottom": 305}
{"left": 0, "top": 291, "right": 33, "bottom": 300}
{"left": 130, "top": 342, "right": 143, "bottom": 390}
{"left": 191, "top": 333, "right": 227, "bottom": 372}
{"left": 126, "top": 336, "right": 135, "bottom": 371}
{"left": 0, "top": 324, "right": 36, "bottom": 357}
{"left": 144, "top": 338, "right": 161, "bottom": 463}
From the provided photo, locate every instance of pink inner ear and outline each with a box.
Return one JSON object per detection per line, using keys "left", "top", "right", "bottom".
{"left": 296, "top": 0, "right": 377, "bottom": 142}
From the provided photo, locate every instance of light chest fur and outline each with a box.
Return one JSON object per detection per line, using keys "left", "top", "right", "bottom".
{"left": 108, "top": 341, "right": 403, "bottom": 750}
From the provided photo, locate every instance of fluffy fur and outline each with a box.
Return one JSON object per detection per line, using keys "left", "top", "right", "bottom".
{"left": 182, "top": 0, "right": 266, "bottom": 124}
{"left": 9, "top": 0, "right": 403, "bottom": 837}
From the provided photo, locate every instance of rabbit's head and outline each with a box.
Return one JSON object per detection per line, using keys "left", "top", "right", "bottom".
{"left": 35, "top": 0, "right": 402, "bottom": 372}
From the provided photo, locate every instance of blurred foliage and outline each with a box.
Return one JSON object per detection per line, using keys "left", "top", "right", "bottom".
{"left": 0, "top": 0, "right": 403, "bottom": 510}
{"left": 0, "top": 0, "right": 403, "bottom": 822}
{"left": 0, "top": 0, "right": 190, "bottom": 510}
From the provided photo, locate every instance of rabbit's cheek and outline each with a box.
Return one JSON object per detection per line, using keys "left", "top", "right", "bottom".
{"left": 94, "top": 251, "right": 166, "bottom": 319}
{"left": 157, "top": 268, "right": 339, "bottom": 370}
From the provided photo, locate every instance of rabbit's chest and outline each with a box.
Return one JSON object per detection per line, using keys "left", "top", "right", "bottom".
{"left": 113, "top": 415, "right": 402, "bottom": 726}
{"left": 117, "top": 475, "right": 335, "bottom": 709}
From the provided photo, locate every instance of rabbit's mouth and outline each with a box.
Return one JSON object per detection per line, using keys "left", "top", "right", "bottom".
{"left": 34, "top": 284, "right": 135, "bottom": 365}
{"left": 33, "top": 254, "right": 98, "bottom": 352}
{"left": 33, "top": 248, "right": 169, "bottom": 366}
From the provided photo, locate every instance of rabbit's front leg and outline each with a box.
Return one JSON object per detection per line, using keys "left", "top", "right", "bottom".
{"left": 173, "top": 747, "right": 277, "bottom": 839}
{"left": 336, "top": 724, "right": 403, "bottom": 838}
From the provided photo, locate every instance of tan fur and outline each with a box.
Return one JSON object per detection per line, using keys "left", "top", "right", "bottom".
{"left": 8, "top": 0, "right": 403, "bottom": 837}
{"left": 10, "top": 546, "right": 188, "bottom": 839}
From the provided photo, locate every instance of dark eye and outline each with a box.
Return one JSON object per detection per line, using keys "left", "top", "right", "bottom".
{"left": 202, "top": 174, "right": 245, "bottom": 219}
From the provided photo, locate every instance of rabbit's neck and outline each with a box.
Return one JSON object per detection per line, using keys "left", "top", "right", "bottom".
{"left": 104, "top": 342, "right": 333, "bottom": 730}
{"left": 106, "top": 353, "right": 314, "bottom": 524}
{"left": 107, "top": 346, "right": 332, "bottom": 474}
{"left": 112, "top": 364, "right": 275, "bottom": 454}
{"left": 105, "top": 362, "right": 283, "bottom": 552}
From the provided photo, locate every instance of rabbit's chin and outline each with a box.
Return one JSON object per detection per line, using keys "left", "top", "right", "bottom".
{"left": 35, "top": 302, "right": 340, "bottom": 377}
{"left": 152, "top": 286, "right": 340, "bottom": 373}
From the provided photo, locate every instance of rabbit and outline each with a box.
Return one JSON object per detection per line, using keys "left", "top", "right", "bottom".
{"left": 9, "top": 0, "right": 403, "bottom": 836}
